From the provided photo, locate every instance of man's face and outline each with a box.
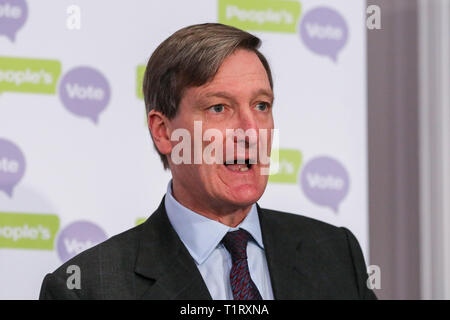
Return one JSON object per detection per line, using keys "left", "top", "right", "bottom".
{"left": 168, "top": 49, "right": 274, "bottom": 213}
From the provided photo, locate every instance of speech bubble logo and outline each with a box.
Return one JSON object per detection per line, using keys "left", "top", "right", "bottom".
{"left": 300, "top": 7, "right": 348, "bottom": 62}
{"left": 0, "top": 138, "right": 25, "bottom": 197}
{"left": 0, "top": 212, "right": 60, "bottom": 250}
{"left": 59, "top": 66, "right": 111, "bottom": 124}
{"left": 0, "top": 0, "right": 28, "bottom": 42}
{"left": 56, "top": 220, "right": 108, "bottom": 262}
{"left": 300, "top": 156, "right": 349, "bottom": 213}
{"left": 0, "top": 57, "right": 61, "bottom": 94}
{"left": 218, "top": 0, "right": 301, "bottom": 33}
{"left": 269, "top": 149, "right": 302, "bottom": 183}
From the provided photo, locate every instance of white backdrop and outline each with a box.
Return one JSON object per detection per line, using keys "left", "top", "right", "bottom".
{"left": 0, "top": 0, "right": 368, "bottom": 299}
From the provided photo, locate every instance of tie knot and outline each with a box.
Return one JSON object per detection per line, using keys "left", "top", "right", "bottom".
{"left": 222, "top": 229, "right": 251, "bottom": 260}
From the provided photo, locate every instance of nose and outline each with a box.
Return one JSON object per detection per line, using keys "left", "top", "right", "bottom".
{"left": 236, "top": 106, "right": 258, "bottom": 132}
{"left": 231, "top": 106, "right": 259, "bottom": 150}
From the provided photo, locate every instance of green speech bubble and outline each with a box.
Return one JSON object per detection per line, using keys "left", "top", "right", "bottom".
{"left": 136, "top": 65, "right": 146, "bottom": 100}
{"left": 218, "top": 0, "right": 301, "bottom": 33}
{"left": 0, "top": 57, "right": 62, "bottom": 95}
{"left": 269, "top": 149, "right": 302, "bottom": 183}
{"left": 0, "top": 212, "right": 60, "bottom": 250}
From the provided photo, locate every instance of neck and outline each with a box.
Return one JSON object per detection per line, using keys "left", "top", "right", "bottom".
{"left": 170, "top": 180, "right": 252, "bottom": 228}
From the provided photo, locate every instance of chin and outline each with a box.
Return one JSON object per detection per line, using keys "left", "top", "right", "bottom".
{"left": 225, "top": 183, "right": 265, "bottom": 206}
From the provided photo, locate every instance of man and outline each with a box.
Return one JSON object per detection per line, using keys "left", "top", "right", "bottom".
{"left": 40, "top": 23, "right": 377, "bottom": 300}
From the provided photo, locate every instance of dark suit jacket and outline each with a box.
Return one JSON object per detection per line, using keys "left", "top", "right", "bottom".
{"left": 39, "top": 197, "right": 377, "bottom": 299}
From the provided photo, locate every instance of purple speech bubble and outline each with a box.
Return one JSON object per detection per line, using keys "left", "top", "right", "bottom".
{"left": 59, "top": 66, "right": 111, "bottom": 124}
{"left": 0, "top": 0, "right": 28, "bottom": 42}
{"left": 300, "top": 7, "right": 348, "bottom": 62}
{"left": 0, "top": 138, "right": 25, "bottom": 197}
{"left": 56, "top": 220, "right": 108, "bottom": 262}
{"left": 300, "top": 156, "right": 350, "bottom": 213}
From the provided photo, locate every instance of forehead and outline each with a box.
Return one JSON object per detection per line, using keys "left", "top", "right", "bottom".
{"left": 214, "top": 49, "right": 269, "bottom": 81}
{"left": 190, "top": 49, "right": 272, "bottom": 98}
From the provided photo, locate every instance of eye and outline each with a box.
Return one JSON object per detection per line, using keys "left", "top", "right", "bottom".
{"left": 209, "top": 104, "right": 225, "bottom": 113}
{"left": 255, "top": 102, "right": 269, "bottom": 111}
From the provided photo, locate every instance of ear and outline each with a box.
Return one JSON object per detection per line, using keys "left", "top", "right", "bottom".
{"left": 148, "top": 110, "right": 172, "bottom": 156}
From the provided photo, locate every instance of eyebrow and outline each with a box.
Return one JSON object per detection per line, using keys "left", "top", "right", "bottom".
{"left": 203, "top": 89, "right": 274, "bottom": 103}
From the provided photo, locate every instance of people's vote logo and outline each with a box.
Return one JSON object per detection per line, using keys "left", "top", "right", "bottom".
{"left": 300, "top": 156, "right": 349, "bottom": 213}
{"left": 59, "top": 66, "right": 111, "bottom": 124}
{"left": 0, "top": 57, "right": 62, "bottom": 95}
{"left": 56, "top": 221, "right": 107, "bottom": 262}
{"left": 0, "top": 138, "right": 25, "bottom": 197}
{"left": 218, "top": 0, "right": 302, "bottom": 34}
{"left": 300, "top": 7, "right": 348, "bottom": 62}
{"left": 0, "top": 0, "right": 28, "bottom": 42}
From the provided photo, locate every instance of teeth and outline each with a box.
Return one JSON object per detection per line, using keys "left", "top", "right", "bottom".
{"left": 225, "top": 164, "right": 250, "bottom": 172}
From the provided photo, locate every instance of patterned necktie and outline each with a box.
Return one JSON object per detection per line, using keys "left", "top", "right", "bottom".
{"left": 222, "top": 229, "right": 263, "bottom": 300}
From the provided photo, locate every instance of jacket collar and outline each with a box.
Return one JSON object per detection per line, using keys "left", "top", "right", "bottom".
{"left": 133, "top": 198, "right": 318, "bottom": 300}
{"left": 134, "top": 197, "right": 212, "bottom": 300}
{"left": 256, "top": 204, "right": 320, "bottom": 299}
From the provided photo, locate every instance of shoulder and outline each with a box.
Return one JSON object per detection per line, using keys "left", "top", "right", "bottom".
{"left": 60, "top": 222, "right": 144, "bottom": 271}
{"left": 258, "top": 206, "right": 351, "bottom": 243}
{"left": 40, "top": 222, "right": 146, "bottom": 299}
{"left": 258, "top": 206, "right": 367, "bottom": 272}
{"left": 258, "top": 206, "right": 377, "bottom": 299}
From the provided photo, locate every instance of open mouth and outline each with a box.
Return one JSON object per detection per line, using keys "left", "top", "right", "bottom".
{"left": 224, "top": 159, "right": 253, "bottom": 172}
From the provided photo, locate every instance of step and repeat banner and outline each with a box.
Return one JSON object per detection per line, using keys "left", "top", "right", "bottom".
{"left": 0, "top": 0, "right": 368, "bottom": 299}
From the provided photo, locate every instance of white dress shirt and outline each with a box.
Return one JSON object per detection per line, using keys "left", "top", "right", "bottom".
{"left": 164, "top": 181, "right": 274, "bottom": 300}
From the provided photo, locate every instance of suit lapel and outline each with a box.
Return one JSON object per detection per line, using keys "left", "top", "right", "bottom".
{"left": 258, "top": 205, "right": 321, "bottom": 299}
{"left": 133, "top": 199, "right": 321, "bottom": 299}
{"left": 134, "top": 198, "right": 212, "bottom": 300}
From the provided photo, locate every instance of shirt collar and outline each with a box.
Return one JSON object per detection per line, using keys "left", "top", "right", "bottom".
{"left": 164, "top": 180, "right": 264, "bottom": 265}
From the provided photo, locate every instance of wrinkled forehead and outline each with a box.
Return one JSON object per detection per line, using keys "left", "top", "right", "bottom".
{"left": 188, "top": 50, "right": 273, "bottom": 101}
{"left": 214, "top": 49, "right": 271, "bottom": 80}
